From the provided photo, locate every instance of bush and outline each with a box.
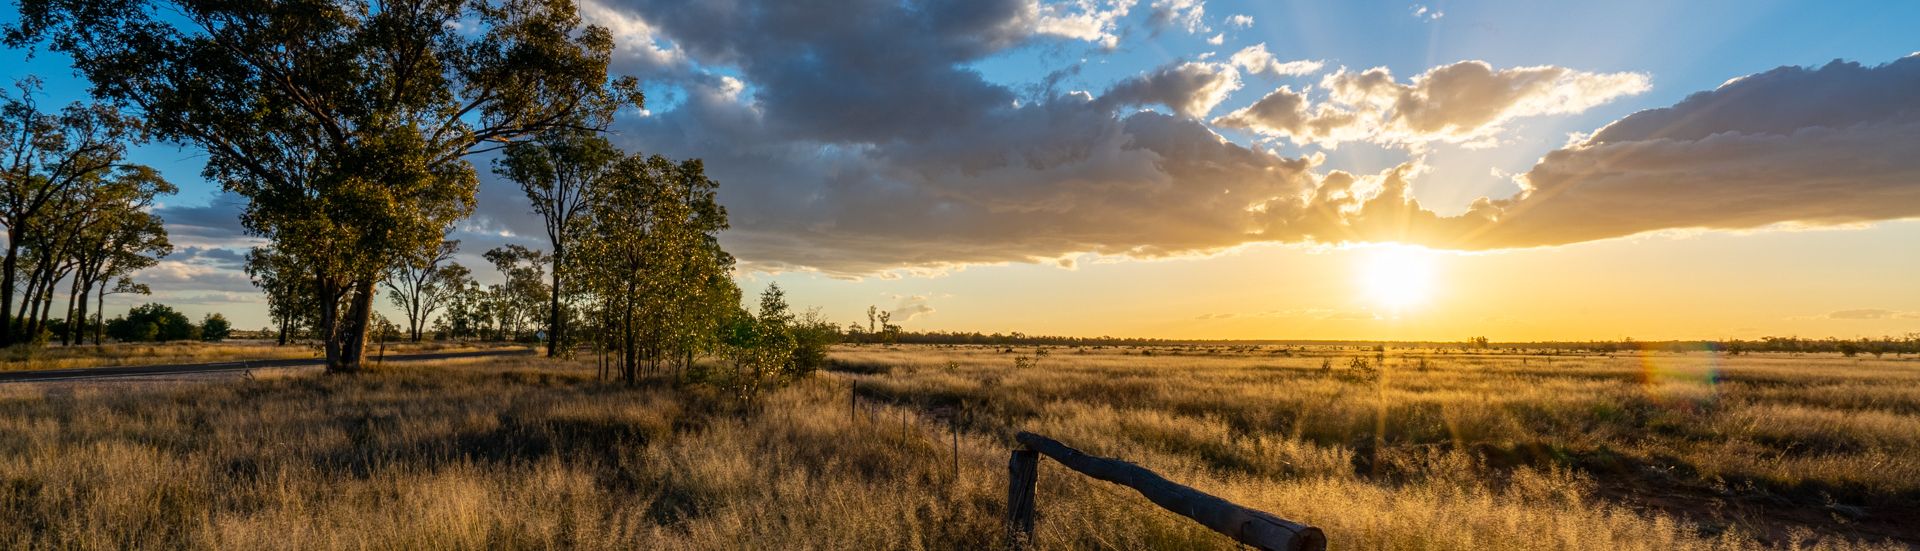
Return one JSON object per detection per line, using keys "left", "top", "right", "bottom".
{"left": 786, "top": 310, "right": 841, "bottom": 378}
{"left": 200, "top": 313, "right": 232, "bottom": 342}
{"left": 106, "top": 303, "right": 199, "bottom": 342}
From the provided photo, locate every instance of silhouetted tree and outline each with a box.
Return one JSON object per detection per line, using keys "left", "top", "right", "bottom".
{"left": 384, "top": 240, "right": 461, "bottom": 342}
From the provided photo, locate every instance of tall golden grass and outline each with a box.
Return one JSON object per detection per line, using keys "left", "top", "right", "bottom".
{"left": 0, "top": 345, "right": 1911, "bottom": 549}
{"left": 0, "top": 340, "right": 523, "bottom": 372}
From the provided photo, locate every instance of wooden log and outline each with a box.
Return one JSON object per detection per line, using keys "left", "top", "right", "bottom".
{"left": 1014, "top": 432, "right": 1326, "bottom": 551}
{"left": 1007, "top": 449, "right": 1039, "bottom": 549}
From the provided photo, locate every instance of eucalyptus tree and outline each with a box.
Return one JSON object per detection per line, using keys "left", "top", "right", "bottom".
{"left": 495, "top": 129, "right": 618, "bottom": 356}
{"left": 246, "top": 245, "right": 317, "bottom": 346}
{"left": 383, "top": 240, "right": 461, "bottom": 342}
{"left": 10, "top": 0, "right": 639, "bottom": 371}
{"left": 61, "top": 167, "right": 174, "bottom": 345}
{"left": 483, "top": 244, "right": 549, "bottom": 341}
{"left": 580, "top": 153, "right": 734, "bottom": 383}
{"left": 0, "top": 79, "right": 157, "bottom": 346}
{"left": 435, "top": 268, "right": 483, "bottom": 340}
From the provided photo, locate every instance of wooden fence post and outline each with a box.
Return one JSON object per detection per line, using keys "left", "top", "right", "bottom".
{"left": 1013, "top": 432, "right": 1325, "bottom": 551}
{"left": 1007, "top": 449, "right": 1039, "bottom": 549}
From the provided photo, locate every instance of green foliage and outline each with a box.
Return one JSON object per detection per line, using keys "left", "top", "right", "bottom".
{"left": 581, "top": 152, "right": 735, "bottom": 383}
{"left": 0, "top": 78, "right": 174, "bottom": 347}
{"left": 787, "top": 308, "right": 843, "bottom": 379}
{"left": 9, "top": 0, "right": 639, "bottom": 370}
{"left": 199, "top": 313, "right": 232, "bottom": 342}
{"left": 496, "top": 129, "right": 622, "bottom": 356}
{"left": 106, "top": 303, "right": 197, "bottom": 342}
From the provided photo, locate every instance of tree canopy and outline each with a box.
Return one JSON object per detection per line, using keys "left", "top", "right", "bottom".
{"left": 9, "top": 0, "right": 639, "bottom": 370}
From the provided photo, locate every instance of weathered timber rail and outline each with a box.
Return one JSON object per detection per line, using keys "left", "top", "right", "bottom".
{"left": 1009, "top": 431, "right": 1326, "bottom": 551}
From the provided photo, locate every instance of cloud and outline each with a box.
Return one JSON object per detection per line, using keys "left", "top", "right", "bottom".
{"left": 583, "top": 0, "right": 1920, "bottom": 275}
{"left": 1098, "top": 60, "right": 1242, "bottom": 118}
{"left": 153, "top": 193, "right": 260, "bottom": 249}
{"left": 888, "top": 294, "right": 937, "bottom": 322}
{"left": 1224, "top": 14, "right": 1254, "bottom": 28}
{"left": 596, "top": 0, "right": 1328, "bottom": 275}
{"left": 1217, "top": 60, "right": 1649, "bottom": 147}
{"left": 1228, "top": 43, "right": 1324, "bottom": 78}
{"left": 1410, "top": 4, "right": 1443, "bottom": 21}
{"left": 1446, "top": 57, "right": 1920, "bottom": 248}
{"left": 1249, "top": 57, "right": 1920, "bottom": 250}
{"left": 1147, "top": 0, "right": 1207, "bottom": 34}
{"left": 1032, "top": 0, "right": 1139, "bottom": 49}
{"left": 134, "top": 259, "right": 259, "bottom": 295}
{"left": 1825, "top": 309, "right": 1920, "bottom": 320}
{"left": 171, "top": 246, "right": 248, "bottom": 269}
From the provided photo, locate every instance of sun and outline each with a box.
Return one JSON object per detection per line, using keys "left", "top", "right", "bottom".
{"left": 1357, "top": 244, "right": 1437, "bottom": 312}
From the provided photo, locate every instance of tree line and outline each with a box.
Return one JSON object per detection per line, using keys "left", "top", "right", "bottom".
{"left": 7, "top": 0, "right": 841, "bottom": 404}
{"left": 0, "top": 77, "right": 174, "bottom": 347}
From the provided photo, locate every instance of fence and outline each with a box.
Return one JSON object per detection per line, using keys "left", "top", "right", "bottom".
{"left": 1007, "top": 431, "right": 1326, "bottom": 551}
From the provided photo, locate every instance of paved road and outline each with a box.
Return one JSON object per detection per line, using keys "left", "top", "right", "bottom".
{"left": 0, "top": 348, "right": 537, "bottom": 383}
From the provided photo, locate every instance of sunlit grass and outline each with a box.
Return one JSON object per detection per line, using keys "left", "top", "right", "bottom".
{"left": 0, "top": 346, "right": 1912, "bottom": 549}
{"left": 0, "top": 340, "right": 526, "bottom": 373}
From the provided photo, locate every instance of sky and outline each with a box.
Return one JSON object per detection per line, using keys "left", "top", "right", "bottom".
{"left": 4, "top": 0, "right": 1918, "bottom": 341}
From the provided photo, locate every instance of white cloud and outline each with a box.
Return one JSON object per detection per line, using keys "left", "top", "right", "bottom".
{"left": 1032, "top": 0, "right": 1140, "bottom": 49}
{"left": 1228, "top": 43, "right": 1325, "bottom": 77}
{"left": 888, "top": 294, "right": 937, "bottom": 322}
{"left": 1216, "top": 60, "right": 1649, "bottom": 148}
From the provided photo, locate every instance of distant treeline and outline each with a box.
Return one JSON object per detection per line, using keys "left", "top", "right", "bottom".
{"left": 841, "top": 331, "right": 1920, "bottom": 356}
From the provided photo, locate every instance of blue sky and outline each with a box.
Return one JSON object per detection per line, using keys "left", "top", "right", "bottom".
{"left": 5, "top": 0, "right": 1918, "bottom": 339}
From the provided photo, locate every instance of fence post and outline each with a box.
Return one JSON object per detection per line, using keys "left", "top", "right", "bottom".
{"left": 1007, "top": 449, "right": 1039, "bottom": 549}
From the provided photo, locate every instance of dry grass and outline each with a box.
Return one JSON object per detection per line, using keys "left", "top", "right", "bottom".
{"left": 0, "top": 345, "right": 1913, "bottom": 549}
{"left": 0, "top": 340, "right": 523, "bottom": 372}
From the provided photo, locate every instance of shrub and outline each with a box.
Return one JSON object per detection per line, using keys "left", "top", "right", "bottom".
{"left": 200, "top": 313, "right": 232, "bottom": 342}
{"left": 106, "top": 303, "right": 198, "bottom": 342}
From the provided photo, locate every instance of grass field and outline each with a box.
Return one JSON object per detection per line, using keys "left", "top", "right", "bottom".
{"left": 1, "top": 345, "right": 1914, "bottom": 549}
{"left": 0, "top": 340, "right": 526, "bottom": 373}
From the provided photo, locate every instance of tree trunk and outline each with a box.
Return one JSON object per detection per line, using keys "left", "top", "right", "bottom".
{"left": 0, "top": 236, "right": 18, "bottom": 346}
{"left": 547, "top": 245, "right": 563, "bottom": 358}
{"left": 68, "top": 276, "right": 92, "bottom": 347}
{"left": 407, "top": 288, "right": 423, "bottom": 342}
{"left": 322, "top": 278, "right": 376, "bottom": 373}
{"left": 36, "top": 283, "right": 57, "bottom": 338}
{"left": 277, "top": 314, "right": 289, "bottom": 346}
{"left": 17, "top": 263, "right": 41, "bottom": 337}
{"left": 61, "top": 277, "right": 80, "bottom": 346}
{"left": 93, "top": 283, "right": 104, "bottom": 345}
{"left": 622, "top": 299, "right": 636, "bottom": 384}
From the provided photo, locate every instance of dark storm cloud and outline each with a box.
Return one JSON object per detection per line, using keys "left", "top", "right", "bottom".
{"left": 600, "top": 0, "right": 1034, "bottom": 143}
{"left": 152, "top": 192, "right": 255, "bottom": 246}
{"left": 588, "top": 0, "right": 1327, "bottom": 275}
